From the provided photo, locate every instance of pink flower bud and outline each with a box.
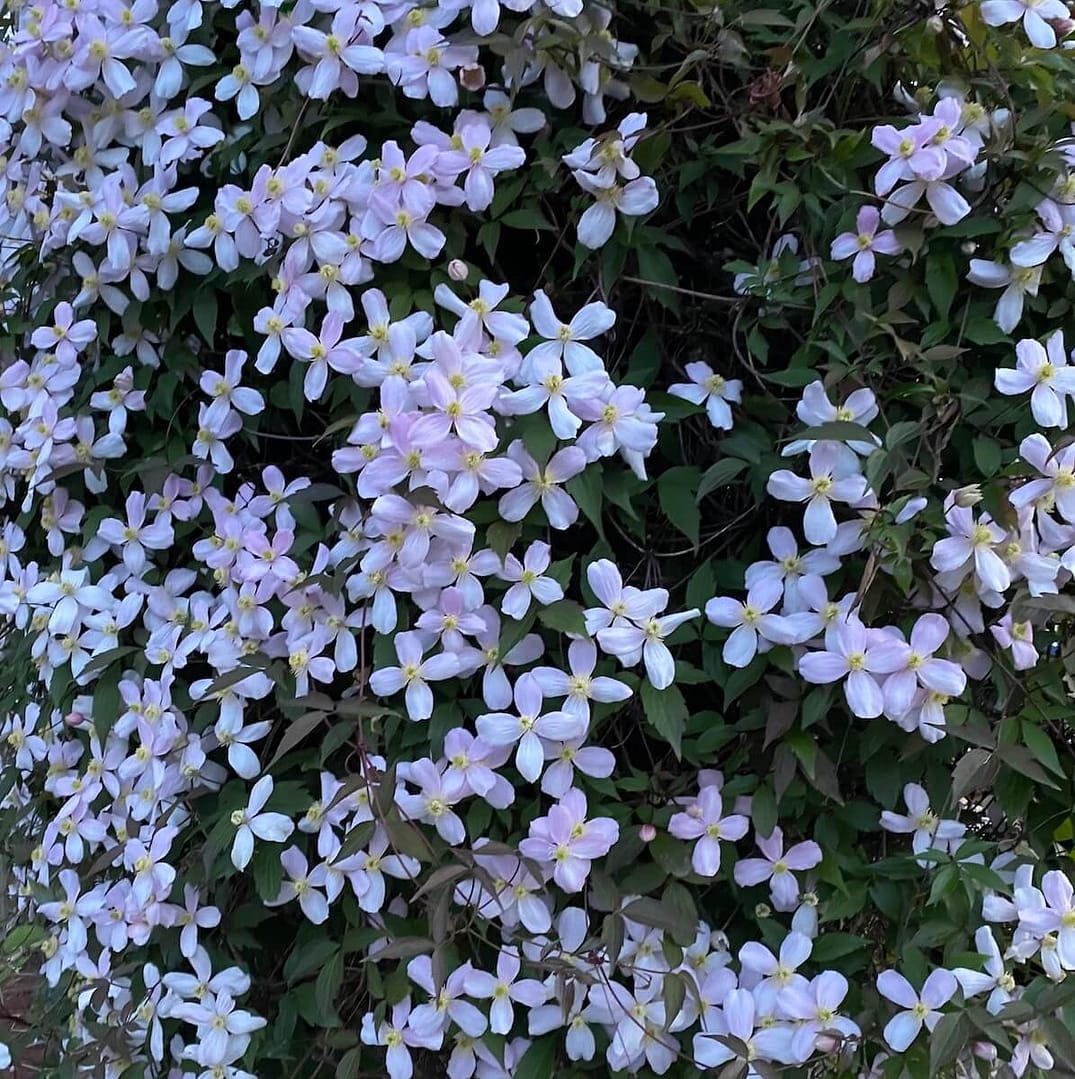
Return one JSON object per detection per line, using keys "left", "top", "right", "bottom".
{"left": 448, "top": 259, "right": 469, "bottom": 282}
{"left": 638, "top": 824, "right": 657, "bottom": 843}
{"left": 65, "top": 711, "right": 85, "bottom": 727}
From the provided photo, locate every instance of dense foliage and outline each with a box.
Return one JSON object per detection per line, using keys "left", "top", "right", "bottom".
{"left": 9, "top": 0, "right": 1075, "bottom": 1077}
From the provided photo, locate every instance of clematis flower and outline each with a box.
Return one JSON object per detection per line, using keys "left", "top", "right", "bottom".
{"left": 530, "top": 637, "right": 632, "bottom": 720}
{"left": 597, "top": 604, "right": 700, "bottom": 690}
{"left": 705, "top": 579, "right": 816, "bottom": 668}
{"left": 980, "top": 0, "right": 1069, "bottom": 48}
{"left": 265, "top": 847, "right": 330, "bottom": 924}
{"left": 733, "top": 826, "right": 823, "bottom": 909}
{"left": 230, "top": 776, "right": 294, "bottom": 871}
{"left": 574, "top": 173, "right": 659, "bottom": 249}
{"left": 464, "top": 948, "right": 547, "bottom": 1034}
{"left": 830, "top": 205, "right": 902, "bottom": 283}
{"left": 518, "top": 788, "right": 618, "bottom": 892}
{"left": 766, "top": 443, "right": 869, "bottom": 545}
{"left": 880, "top": 614, "right": 967, "bottom": 719}
{"left": 994, "top": 332, "right": 1075, "bottom": 428}
{"left": 499, "top": 540, "right": 564, "bottom": 620}
{"left": 876, "top": 969, "right": 957, "bottom": 1052}
{"left": 523, "top": 290, "right": 615, "bottom": 377}
{"left": 880, "top": 783, "right": 965, "bottom": 863}
{"left": 668, "top": 362, "right": 742, "bottom": 430}
{"left": 668, "top": 786, "right": 750, "bottom": 876}
{"left": 967, "top": 260, "right": 1041, "bottom": 334}
{"left": 497, "top": 442, "right": 587, "bottom": 529}
{"left": 369, "top": 631, "right": 460, "bottom": 721}
{"left": 797, "top": 615, "right": 905, "bottom": 719}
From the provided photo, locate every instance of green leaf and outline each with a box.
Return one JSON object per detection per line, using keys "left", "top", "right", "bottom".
{"left": 809, "top": 933, "right": 869, "bottom": 962}
{"left": 537, "top": 599, "right": 588, "bottom": 636}
{"left": 193, "top": 289, "right": 218, "bottom": 345}
{"left": 500, "top": 208, "right": 554, "bottom": 231}
{"left": 658, "top": 465, "right": 700, "bottom": 545}
{"left": 930, "top": 252, "right": 957, "bottom": 321}
{"left": 486, "top": 521, "right": 521, "bottom": 563}
{"left": 513, "top": 1034, "right": 558, "bottom": 1079}
{"left": 929, "top": 1011, "right": 970, "bottom": 1075}
{"left": 622, "top": 894, "right": 695, "bottom": 940}
{"left": 698, "top": 458, "right": 748, "bottom": 500}
{"left": 314, "top": 950, "right": 344, "bottom": 1023}
{"left": 284, "top": 938, "right": 339, "bottom": 983}
{"left": 973, "top": 436, "right": 1002, "bottom": 477}
{"left": 792, "top": 421, "right": 876, "bottom": 444}
{"left": 751, "top": 782, "right": 777, "bottom": 840}
{"left": 1020, "top": 721, "right": 1066, "bottom": 779}
{"left": 641, "top": 681, "right": 688, "bottom": 758}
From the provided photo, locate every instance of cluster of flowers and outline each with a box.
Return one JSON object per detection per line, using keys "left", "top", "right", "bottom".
{"left": 561, "top": 112, "right": 659, "bottom": 249}
{"left": 2, "top": 0, "right": 1075, "bottom": 1073}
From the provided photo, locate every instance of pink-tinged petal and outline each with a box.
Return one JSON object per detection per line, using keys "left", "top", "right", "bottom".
{"left": 784, "top": 840, "right": 822, "bottom": 871}
{"left": 767, "top": 470, "right": 813, "bottom": 502}
{"left": 877, "top": 970, "right": 918, "bottom": 1009}
{"left": 910, "top": 613, "right": 949, "bottom": 654}
{"left": 1010, "top": 232, "right": 1058, "bottom": 267}
{"left": 797, "top": 651, "right": 849, "bottom": 684}
{"left": 722, "top": 624, "right": 758, "bottom": 668}
{"left": 733, "top": 857, "right": 773, "bottom": 888}
{"left": 404, "top": 679, "right": 434, "bottom": 721}
{"left": 587, "top": 559, "right": 623, "bottom": 605}
{"left": 643, "top": 639, "right": 675, "bottom": 689}
{"left": 918, "top": 658, "right": 966, "bottom": 696}
{"left": 883, "top": 669, "right": 918, "bottom": 718}
{"left": 852, "top": 250, "right": 876, "bottom": 283}
{"left": 516, "top": 731, "right": 544, "bottom": 782}
{"left": 925, "top": 182, "right": 970, "bottom": 226}
{"left": 920, "top": 969, "right": 957, "bottom": 1008}
{"left": 978, "top": 1, "right": 1023, "bottom": 23}
{"left": 803, "top": 495, "right": 838, "bottom": 545}
{"left": 705, "top": 596, "right": 745, "bottom": 628}
{"left": 692, "top": 835, "right": 722, "bottom": 876}
{"left": 856, "top": 204, "right": 880, "bottom": 235}
{"left": 569, "top": 301, "right": 616, "bottom": 340}
{"left": 1023, "top": 8, "right": 1058, "bottom": 48}
{"left": 883, "top": 1011, "right": 922, "bottom": 1053}
{"left": 846, "top": 669, "right": 883, "bottom": 718}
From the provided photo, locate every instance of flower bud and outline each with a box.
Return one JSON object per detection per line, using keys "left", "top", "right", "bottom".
{"left": 638, "top": 824, "right": 657, "bottom": 842}
{"left": 1051, "top": 17, "right": 1075, "bottom": 37}
{"left": 65, "top": 711, "right": 85, "bottom": 727}
{"left": 972, "top": 1041, "right": 998, "bottom": 1062}
{"left": 459, "top": 64, "right": 485, "bottom": 92}
{"left": 448, "top": 259, "right": 469, "bottom": 282}
{"left": 925, "top": 14, "right": 943, "bottom": 33}
{"left": 960, "top": 240, "right": 977, "bottom": 256}
{"left": 953, "top": 484, "right": 983, "bottom": 507}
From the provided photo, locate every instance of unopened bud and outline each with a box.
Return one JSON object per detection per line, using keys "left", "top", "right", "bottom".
{"left": 755, "top": 903, "right": 771, "bottom": 919}
{"left": 459, "top": 64, "right": 485, "bottom": 92}
{"left": 960, "top": 240, "right": 978, "bottom": 256}
{"left": 954, "top": 484, "right": 983, "bottom": 508}
{"left": 1051, "top": 16, "right": 1075, "bottom": 36}
{"left": 925, "top": 14, "right": 943, "bottom": 33}
{"left": 972, "top": 1041, "right": 998, "bottom": 1062}
{"left": 638, "top": 824, "right": 657, "bottom": 842}
{"left": 65, "top": 711, "right": 85, "bottom": 727}
{"left": 448, "top": 259, "right": 469, "bottom": 282}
